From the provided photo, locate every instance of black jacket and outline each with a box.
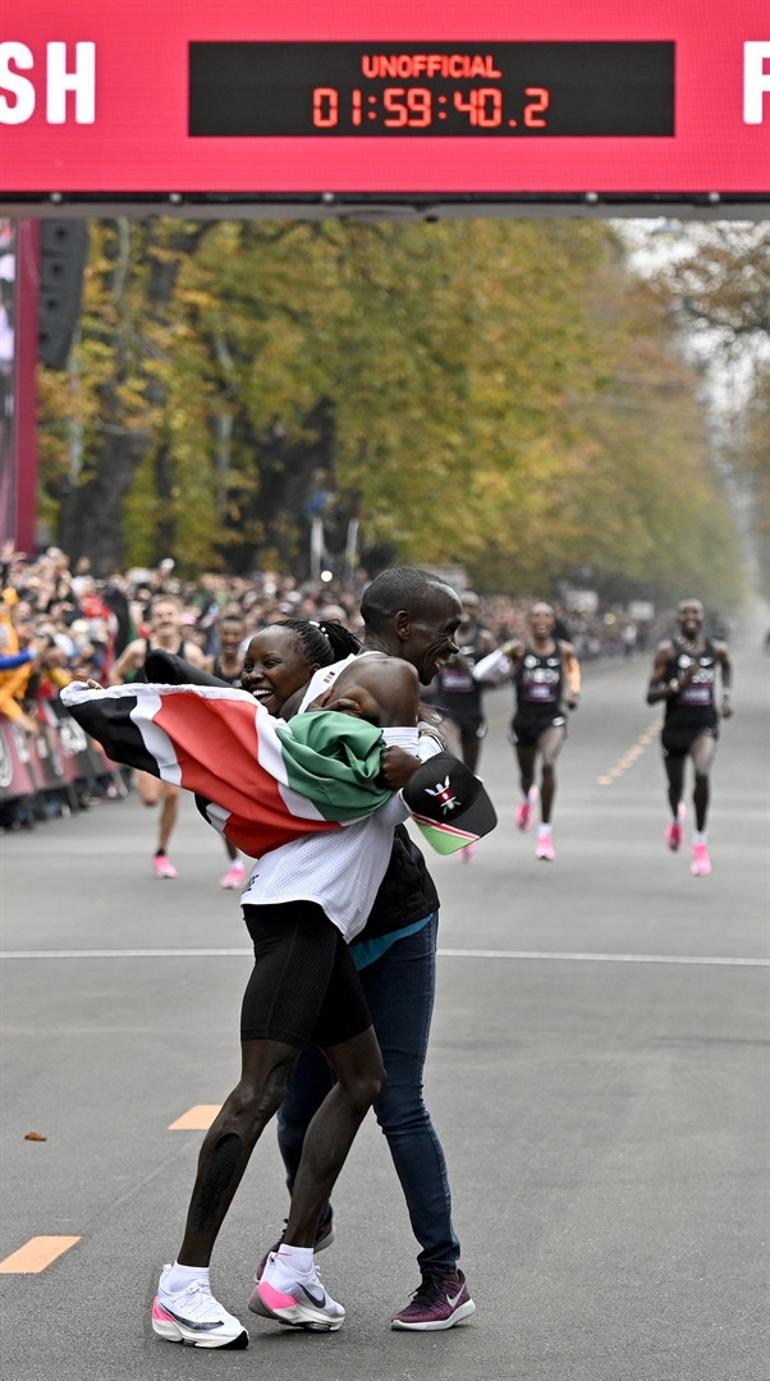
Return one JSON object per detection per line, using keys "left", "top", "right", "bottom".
{"left": 356, "top": 824, "right": 439, "bottom": 942}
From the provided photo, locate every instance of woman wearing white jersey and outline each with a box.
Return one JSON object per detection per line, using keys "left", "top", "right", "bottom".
{"left": 153, "top": 571, "right": 461, "bottom": 1351}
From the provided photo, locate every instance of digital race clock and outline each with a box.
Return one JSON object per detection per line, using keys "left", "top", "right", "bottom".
{"left": 2, "top": 1, "right": 768, "bottom": 203}
{"left": 189, "top": 42, "right": 675, "bottom": 138}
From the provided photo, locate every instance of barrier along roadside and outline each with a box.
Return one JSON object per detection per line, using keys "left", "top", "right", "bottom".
{"left": 0, "top": 703, "right": 126, "bottom": 829}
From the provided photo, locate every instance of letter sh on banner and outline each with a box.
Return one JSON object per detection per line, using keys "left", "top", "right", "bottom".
{"left": 0, "top": 1, "right": 767, "bottom": 213}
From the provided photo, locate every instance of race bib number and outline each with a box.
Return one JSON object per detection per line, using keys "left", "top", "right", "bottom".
{"left": 525, "top": 684, "right": 555, "bottom": 702}
{"left": 680, "top": 685, "right": 712, "bottom": 706}
{"left": 441, "top": 669, "right": 474, "bottom": 693}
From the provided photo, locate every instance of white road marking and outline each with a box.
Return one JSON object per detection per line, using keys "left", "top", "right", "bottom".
{"left": 438, "top": 949, "right": 770, "bottom": 967}
{"left": 0, "top": 947, "right": 767, "bottom": 968}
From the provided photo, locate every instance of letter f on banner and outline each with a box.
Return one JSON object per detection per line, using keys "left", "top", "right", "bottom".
{"left": 744, "top": 42, "right": 770, "bottom": 124}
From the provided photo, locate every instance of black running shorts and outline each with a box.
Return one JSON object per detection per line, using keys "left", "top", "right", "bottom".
{"left": 510, "top": 711, "right": 566, "bottom": 749}
{"left": 661, "top": 721, "right": 719, "bottom": 760}
{"left": 240, "top": 902, "right": 372, "bottom": 1050}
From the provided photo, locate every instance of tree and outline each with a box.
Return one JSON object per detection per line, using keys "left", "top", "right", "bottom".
{"left": 37, "top": 216, "right": 746, "bottom": 607}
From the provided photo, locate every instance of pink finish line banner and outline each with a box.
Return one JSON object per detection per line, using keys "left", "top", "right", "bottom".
{"left": 1, "top": 0, "right": 769, "bottom": 194}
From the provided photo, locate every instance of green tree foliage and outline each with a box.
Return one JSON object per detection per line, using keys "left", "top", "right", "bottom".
{"left": 38, "top": 216, "right": 744, "bottom": 606}
{"left": 740, "top": 368, "right": 770, "bottom": 591}
{"left": 649, "top": 224, "right": 770, "bottom": 596}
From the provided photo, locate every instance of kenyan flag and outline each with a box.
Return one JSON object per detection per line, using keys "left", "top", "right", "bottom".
{"left": 60, "top": 682, "right": 391, "bottom": 857}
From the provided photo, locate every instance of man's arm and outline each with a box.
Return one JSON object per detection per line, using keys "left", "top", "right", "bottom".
{"left": 560, "top": 641, "right": 581, "bottom": 709}
{"left": 714, "top": 641, "right": 733, "bottom": 717}
{"left": 108, "top": 639, "right": 145, "bottom": 685}
{"left": 321, "top": 657, "right": 420, "bottom": 728}
{"left": 501, "top": 637, "right": 524, "bottom": 662}
{"left": 646, "top": 641, "right": 678, "bottom": 704}
{"left": 182, "top": 640, "right": 207, "bottom": 670}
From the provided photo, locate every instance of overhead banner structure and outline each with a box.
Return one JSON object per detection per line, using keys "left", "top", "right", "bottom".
{"left": 0, "top": 0, "right": 768, "bottom": 207}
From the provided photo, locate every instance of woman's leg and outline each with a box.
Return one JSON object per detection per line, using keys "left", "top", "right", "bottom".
{"left": 178, "top": 1037, "right": 299, "bottom": 1266}
{"left": 276, "top": 1045, "right": 335, "bottom": 1195}
{"left": 177, "top": 903, "right": 346, "bottom": 1266}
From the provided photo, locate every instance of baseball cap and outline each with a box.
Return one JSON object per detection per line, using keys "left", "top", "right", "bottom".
{"left": 402, "top": 752, "right": 497, "bottom": 855}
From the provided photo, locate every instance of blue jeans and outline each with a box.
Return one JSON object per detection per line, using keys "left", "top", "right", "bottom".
{"left": 277, "top": 912, "right": 460, "bottom": 1275}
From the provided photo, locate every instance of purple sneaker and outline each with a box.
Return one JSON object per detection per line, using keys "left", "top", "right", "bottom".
{"left": 391, "top": 1269, "right": 475, "bottom": 1331}
{"left": 248, "top": 1213, "right": 334, "bottom": 1310}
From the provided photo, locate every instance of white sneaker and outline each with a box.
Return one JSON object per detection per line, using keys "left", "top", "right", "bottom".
{"left": 152, "top": 1265, "right": 249, "bottom": 1349}
{"left": 252, "top": 1250, "right": 345, "bottom": 1331}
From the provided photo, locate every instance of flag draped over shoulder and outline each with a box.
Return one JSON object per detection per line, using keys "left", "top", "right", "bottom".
{"left": 60, "top": 682, "right": 391, "bottom": 857}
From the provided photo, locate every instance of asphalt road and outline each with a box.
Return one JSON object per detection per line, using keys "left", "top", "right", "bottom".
{"left": 1, "top": 649, "right": 768, "bottom": 1381}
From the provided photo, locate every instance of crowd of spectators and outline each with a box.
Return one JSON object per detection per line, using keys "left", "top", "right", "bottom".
{"left": 1, "top": 543, "right": 660, "bottom": 742}
{"left": 468, "top": 594, "right": 653, "bottom": 661}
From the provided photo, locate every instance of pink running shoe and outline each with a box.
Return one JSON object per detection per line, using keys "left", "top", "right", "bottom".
{"left": 516, "top": 788, "right": 537, "bottom": 832}
{"left": 220, "top": 861, "right": 246, "bottom": 890}
{"left": 152, "top": 854, "right": 178, "bottom": 880}
{"left": 459, "top": 842, "right": 476, "bottom": 863}
{"left": 690, "top": 842, "right": 712, "bottom": 877}
{"left": 535, "top": 833, "right": 555, "bottom": 862}
{"left": 665, "top": 803, "right": 686, "bottom": 852}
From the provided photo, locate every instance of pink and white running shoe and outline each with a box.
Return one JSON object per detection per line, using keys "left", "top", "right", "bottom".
{"left": 152, "top": 1265, "right": 248, "bottom": 1349}
{"left": 690, "top": 842, "right": 712, "bottom": 877}
{"left": 535, "top": 833, "right": 556, "bottom": 862}
{"left": 516, "top": 787, "right": 537, "bottom": 833}
{"left": 152, "top": 854, "right": 178, "bottom": 880}
{"left": 665, "top": 803, "right": 686, "bottom": 852}
{"left": 253, "top": 1251, "right": 344, "bottom": 1331}
{"left": 220, "top": 861, "right": 246, "bottom": 890}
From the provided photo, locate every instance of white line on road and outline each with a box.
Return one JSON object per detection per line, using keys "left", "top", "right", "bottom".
{"left": 0, "top": 947, "right": 767, "bottom": 967}
{"left": 438, "top": 948, "right": 770, "bottom": 967}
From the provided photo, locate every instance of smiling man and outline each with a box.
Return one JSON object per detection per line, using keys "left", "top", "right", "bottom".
{"left": 326, "top": 565, "right": 464, "bottom": 716}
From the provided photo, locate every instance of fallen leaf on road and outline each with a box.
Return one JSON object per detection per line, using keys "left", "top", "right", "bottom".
{"left": 24, "top": 1131, "right": 47, "bottom": 1141}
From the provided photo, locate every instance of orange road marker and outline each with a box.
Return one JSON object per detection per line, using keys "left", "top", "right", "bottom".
{"left": 595, "top": 716, "right": 661, "bottom": 786}
{"left": 168, "top": 1105, "right": 221, "bottom": 1131}
{"left": 0, "top": 1236, "right": 81, "bottom": 1273}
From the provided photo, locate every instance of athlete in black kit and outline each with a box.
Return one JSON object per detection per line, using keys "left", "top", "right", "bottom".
{"left": 476, "top": 602, "right": 580, "bottom": 861}
{"left": 646, "top": 598, "right": 733, "bottom": 877}
{"left": 423, "top": 592, "right": 496, "bottom": 860}
{"left": 108, "top": 594, "right": 206, "bottom": 878}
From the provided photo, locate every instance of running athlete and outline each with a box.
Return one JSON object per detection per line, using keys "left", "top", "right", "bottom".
{"left": 207, "top": 610, "right": 248, "bottom": 889}
{"left": 478, "top": 602, "right": 580, "bottom": 861}
{"left": 153, "top": 573, "right": 462, "bottom": 1349}
{"left": 208, "top": 609, "right": 246, "bottom": 686}
{"left": 423, "top": 592, "right": 496, "bottom": 863}
{"left": 425, "top": 592, "right": 496, "bottom": 774}
{"left": 109, "top": 595, "right": 205, "bottom": 878}
{"left": 646, "top": 598, "right": 733, "bottom": 877}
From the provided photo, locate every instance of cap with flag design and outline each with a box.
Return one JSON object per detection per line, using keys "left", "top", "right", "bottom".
{"left": 402, "top": 752, "right": 497, "bottom": 855}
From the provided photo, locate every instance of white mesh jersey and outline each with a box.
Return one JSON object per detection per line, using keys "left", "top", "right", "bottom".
{"left": 240, "top": 654, "right": 417, "bottom": 942}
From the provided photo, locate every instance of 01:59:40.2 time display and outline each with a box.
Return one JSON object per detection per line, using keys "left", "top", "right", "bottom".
{"left": 312, "top": 85, "right": 550, "bottom": 130}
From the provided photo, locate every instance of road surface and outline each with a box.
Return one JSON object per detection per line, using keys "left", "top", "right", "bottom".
{"left": 1, "top": 648, "right": 768, "bottom": 1381}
